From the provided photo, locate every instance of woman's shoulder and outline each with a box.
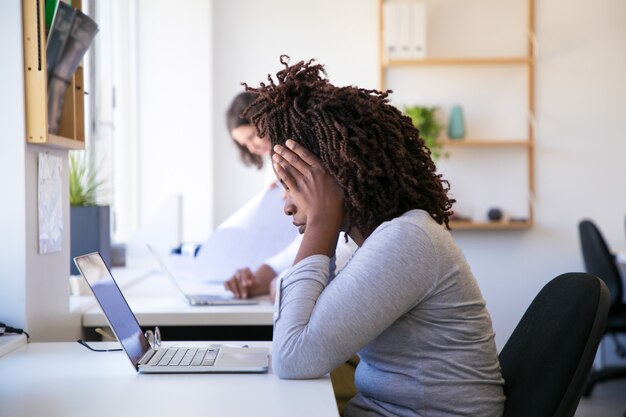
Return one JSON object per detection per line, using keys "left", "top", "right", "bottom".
{"left": 374, "top": 209, "right": 446, "bottom": 237}
{"left": 365, "top": 209, "right": 456, "bottom": 258}
{"left": 360, "top": 210, "right": 441, "bottom": 255}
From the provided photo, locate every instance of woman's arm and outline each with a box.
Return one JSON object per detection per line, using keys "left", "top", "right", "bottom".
{"left": 272, "top": 220, "right": 439, "bottom": 379}
{"left": 271, "top": 140, "right": 439, "bottom": 379}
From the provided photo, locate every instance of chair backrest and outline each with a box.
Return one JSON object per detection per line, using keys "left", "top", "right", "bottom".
{"left": 578, "top": 219, "right": 624, "bottom": 308}
{"left": 499, "top": 273, "right": 609, "bottom": 417}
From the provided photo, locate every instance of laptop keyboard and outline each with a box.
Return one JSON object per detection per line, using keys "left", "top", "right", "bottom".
{"left": 147, "top": 347, "right": 219, "bottom": 367}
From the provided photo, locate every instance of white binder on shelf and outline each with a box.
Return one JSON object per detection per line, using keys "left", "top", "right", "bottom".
{"left": 383, "top": 1, "right": 400, "bottom": 60}
{"left": 408, "top": 2, "right": 426, "bottom": 59}
{"left": 383, "top": 1, "right": 427, "bottom": 61}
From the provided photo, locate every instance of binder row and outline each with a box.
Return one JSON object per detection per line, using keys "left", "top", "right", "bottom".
{"left": 383, "top": 2, "right": 427, "bottom": 60}
{"left": 46, "top": 2, "right": 98, "bottom": 135}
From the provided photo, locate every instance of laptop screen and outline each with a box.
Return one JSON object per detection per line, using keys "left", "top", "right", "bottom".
{"left": 74, "top": 253, "right": 151, "bottom": 367}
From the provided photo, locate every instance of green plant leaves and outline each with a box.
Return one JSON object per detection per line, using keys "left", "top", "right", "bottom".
{"left": 403, "top": 105, "right": 445, "bottom": 161}
{"left": 69, "top": 151, "right": 106, "bottom": 206}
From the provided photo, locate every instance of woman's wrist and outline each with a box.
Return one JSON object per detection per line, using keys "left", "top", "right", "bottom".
{"left": 295, "top": 218, "right": 340, "bottom": 264}
{"left": 307, "top": 211, "right": 342, "bottom": 234}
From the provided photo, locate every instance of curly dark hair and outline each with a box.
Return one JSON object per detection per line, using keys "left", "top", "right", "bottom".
{"left": 242, "top": 56, "right": 454, "bottom": 237}
{"left": 226, "top": 92, "right": 263, "bottom": 169}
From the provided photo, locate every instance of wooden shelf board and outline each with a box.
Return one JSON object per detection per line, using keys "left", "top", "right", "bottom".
{"left": 438, "top": 139, "right": 532, "bottom": 147}
{"left": 450, "top": 220, "right": 533, "bottom": 230}
{"left": 41, "top": 134, "right": 85, "bottom": 150}
{"left": 385, "top": 57, "right": 533, "bottom": 67}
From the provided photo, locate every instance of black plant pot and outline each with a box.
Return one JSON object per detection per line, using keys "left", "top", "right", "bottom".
{"left": 70, "top": 205, "right": 111, "bottom": 275}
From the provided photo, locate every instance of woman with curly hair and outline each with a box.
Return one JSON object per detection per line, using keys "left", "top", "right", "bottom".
{"left": 223, "top": 92, "right": 356, "bottom": 303}
{"left": 242, "top": 56, "right": 505, "bottom": 417}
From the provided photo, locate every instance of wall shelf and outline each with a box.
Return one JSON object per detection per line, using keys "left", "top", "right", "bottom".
{"left": 378, "top": 0, "right": 535, "bottom": 230}
{"left": 450, "top": 220, "right": 533, "bottom": 231}
{"left": 438, "top": 139, "right": 531, "bottom": 147}
{"left": 22, "top": 0, "right": 85, "bottom": 150}
{"left": 385, "top": 57, "right": 533, "bottom": 67}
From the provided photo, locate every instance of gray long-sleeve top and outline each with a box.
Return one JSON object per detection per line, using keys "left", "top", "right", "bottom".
{"left": 272, "top": 209, "right": 505, "bottom": 417}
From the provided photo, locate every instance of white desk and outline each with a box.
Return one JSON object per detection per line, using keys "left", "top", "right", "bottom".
{"left": 82, "top": 296, "right": 274, "bottom": 327}
{"left": 0, "top": 334, "right": 27, "bottom": 358}
{"left": 77, "top": 268, "right": 275, "bottom": 340}
{"left": 0, "top": 341, "right": 339, "bottom": 417}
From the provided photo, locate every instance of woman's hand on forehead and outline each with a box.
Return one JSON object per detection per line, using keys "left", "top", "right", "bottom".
{"left": 272, "top": 139, "right": 343, "bottom": 223}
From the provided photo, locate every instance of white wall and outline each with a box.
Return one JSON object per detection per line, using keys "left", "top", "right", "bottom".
{"left": 212, "top": 0, "right": 379, "bottom": 225}
{"left": 211, "top": 0, "right": 626, "bottom": 350}
{"left": 473, "top": 0, "right": 626, "bottom": 348}
{"left": 134, "top": 0, "right": 213, "bottom": 244}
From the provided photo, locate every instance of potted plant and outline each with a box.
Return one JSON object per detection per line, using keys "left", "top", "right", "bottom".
{"left": 69, "top": 151, "right": 111, "bottom": 275}
{"left": 403, "top": 105, "right": 446, "bottom": 161}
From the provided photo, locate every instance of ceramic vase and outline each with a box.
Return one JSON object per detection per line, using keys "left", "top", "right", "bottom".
{"left": 448, "top": 105, "right": 465, "bottom": 140}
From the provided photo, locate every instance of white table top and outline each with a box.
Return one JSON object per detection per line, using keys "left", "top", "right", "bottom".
{"left": 0, "top": 341, "right": 338, "bottom": 417}
{"left": 0, "top": 334, "right": 27, "bottom": 358}
{"left": 78, "top": 268, "right": 275, "bottom": 327}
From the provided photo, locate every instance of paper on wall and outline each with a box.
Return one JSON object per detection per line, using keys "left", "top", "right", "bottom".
{"left": 38, "top": 153, "right": 63, "bottom": 254}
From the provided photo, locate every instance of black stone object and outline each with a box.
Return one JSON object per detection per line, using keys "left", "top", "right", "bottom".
{"left": 487, "top": 208, "right": 503, "bottom": 222}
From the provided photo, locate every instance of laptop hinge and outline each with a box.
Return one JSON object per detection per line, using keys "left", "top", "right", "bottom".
{"left": 138, "top": 349, "right": 156, "bottom": 366}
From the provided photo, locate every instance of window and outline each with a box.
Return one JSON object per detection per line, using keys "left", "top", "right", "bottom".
{"left": 88, "top": 0, "right": 213, "bottom": 254}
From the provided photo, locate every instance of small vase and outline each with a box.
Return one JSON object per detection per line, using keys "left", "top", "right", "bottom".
{"left": 448, "top": 105, "right": 465, "bottom": 140}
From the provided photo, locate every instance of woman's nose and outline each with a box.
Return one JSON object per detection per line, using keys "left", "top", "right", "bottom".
{"left": 284, "top": 196, "right": 296, "bottom": 216}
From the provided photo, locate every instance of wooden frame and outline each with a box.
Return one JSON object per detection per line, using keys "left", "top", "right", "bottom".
{"left": 378, "top": 0, "right": 535, "bottom": 231}
{"left": 22, "top": 0, "right": 85, "bottom": 150}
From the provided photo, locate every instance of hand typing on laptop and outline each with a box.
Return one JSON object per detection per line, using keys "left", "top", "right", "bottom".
{"left": 224, "top": 264, "right": 279, "bottom": 302}
{"left": 147, "top": 244, "right": 257, "bottom": 306}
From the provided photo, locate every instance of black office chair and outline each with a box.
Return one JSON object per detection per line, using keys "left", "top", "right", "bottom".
{"left": 578, "top": 219, "right": 626, "bottom": 395}
{"left": 499, "top": 273, "right": 609, "bottom": 417}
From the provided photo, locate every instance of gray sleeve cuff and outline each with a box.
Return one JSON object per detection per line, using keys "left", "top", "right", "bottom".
{"left": 273, "top": 254, "right": 330, "bottom": 323}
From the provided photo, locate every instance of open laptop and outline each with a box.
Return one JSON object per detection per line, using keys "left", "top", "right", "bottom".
{"left": 74, "top": 252, "right": 269, "bottom": 373}
{"left": 146, "top": 244, "right": 257, "bottom": 306}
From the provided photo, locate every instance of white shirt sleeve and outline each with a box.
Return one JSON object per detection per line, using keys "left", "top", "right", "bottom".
{"left": 263, "top": 234, "right": 303, "bottom": 275}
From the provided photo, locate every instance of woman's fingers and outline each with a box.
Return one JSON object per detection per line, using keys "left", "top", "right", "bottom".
{"left": 273, "top": 145, "right": 305, "bottom": 175}
{"left": 285, "top": 139, "right": 321, "bottom": 167}
{"left": 225, "top": 277, "right": 242, "bottom": 298}
{"left": 240, "top": 268, "right": 255, "bottom": 286}
{"left": 273, "top": 141, "right": 318, "bottom": 177}
{"left": 236, "top": 270, "right": 248, "bottom": 298}
{"left": 225, "top": 268, "right": 255, "bottom": 299}
{"left": 236, "top": 268, "right": 255, "bottom": 298}
{"left": 273, "top": 155, "right": 298, "bottom": 191}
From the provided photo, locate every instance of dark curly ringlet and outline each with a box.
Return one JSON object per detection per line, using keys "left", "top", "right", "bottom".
{"left": 242, "top": 55, "right": 455, "bottom": 238}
